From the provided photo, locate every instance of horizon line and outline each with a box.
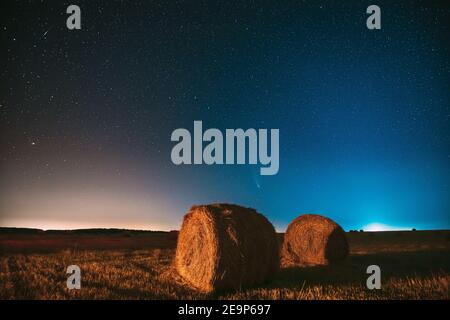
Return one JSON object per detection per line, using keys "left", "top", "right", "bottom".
{"left": 1, "top": 225, "right": 449, "bottom": 233}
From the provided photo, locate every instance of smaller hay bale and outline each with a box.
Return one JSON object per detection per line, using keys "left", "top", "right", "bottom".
{"left": 175, "top": 203, "right": 279, "bottom": 293}
{"left": 281, "top": 214, "right": 349, "bottom": 266}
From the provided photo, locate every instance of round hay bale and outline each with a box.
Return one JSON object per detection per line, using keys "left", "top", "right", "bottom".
{"left": 281, "top": 214, "right": 349, "bottom": 267}
{"left": 175, "top": 203, "right": 279, "bottom": 293}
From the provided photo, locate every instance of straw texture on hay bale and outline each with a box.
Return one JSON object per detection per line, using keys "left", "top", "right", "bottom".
{"left": 175, "top": 203, "right": 279, "bottom": 293}
{"left": 281, "top": 214, "right": 349, "bottom": 266}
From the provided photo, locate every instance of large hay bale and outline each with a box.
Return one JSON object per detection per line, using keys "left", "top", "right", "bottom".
{"left": 175, "top": 203, "right": 279, "bottom": 293}
{"left": 281, "top": 214, "right": 349, "bottom": 266}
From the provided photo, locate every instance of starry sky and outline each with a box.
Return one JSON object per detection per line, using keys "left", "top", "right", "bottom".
{"left": 1, "top": 1, "right": 449, "bottom": 231}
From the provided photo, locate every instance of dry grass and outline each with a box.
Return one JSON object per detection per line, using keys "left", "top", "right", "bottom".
{"left": 0, "top": 249, "right": 205, "bottom": 300}
{"left": 0, "top": 230, "right": 449, "bottom": 300}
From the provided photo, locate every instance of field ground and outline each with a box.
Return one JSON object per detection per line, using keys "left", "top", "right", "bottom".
{"left": 0, "top": 229, "right": 449, "bottom": 299}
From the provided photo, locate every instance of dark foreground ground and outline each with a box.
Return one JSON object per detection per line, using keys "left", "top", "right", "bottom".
{"left": 0, "top": 228, "right": 449, "bottom": 299}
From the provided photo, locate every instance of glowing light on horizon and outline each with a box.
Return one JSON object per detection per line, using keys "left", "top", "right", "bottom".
{"left": 0, "top": 187, "right": 183, "bottom": 232}
{"left": 362, "top": 222, "right": 412, "bottom": 232}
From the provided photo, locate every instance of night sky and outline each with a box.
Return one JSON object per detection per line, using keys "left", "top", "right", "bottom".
{"left": 1, "top": 1, "right": 449, "bottom": 231}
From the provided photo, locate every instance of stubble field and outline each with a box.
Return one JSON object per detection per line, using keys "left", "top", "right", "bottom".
{"left": 0, "top": 229, "right": 449, "bottom": 299}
